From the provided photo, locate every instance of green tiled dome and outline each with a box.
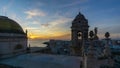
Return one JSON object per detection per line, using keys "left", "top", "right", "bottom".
{"left": 0, "top": 16, "right": 24, "bottom": 34}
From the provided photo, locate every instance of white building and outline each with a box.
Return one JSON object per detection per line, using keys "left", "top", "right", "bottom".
{"left": 49, "top": 40, "right": 71, "bottom": 55}
{"left": 0, "top": 16, "right": 27, "bottom": 58}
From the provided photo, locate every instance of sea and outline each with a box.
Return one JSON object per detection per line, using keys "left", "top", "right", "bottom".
{"left": 28, "top": 39, "right": 49, "bottom": 47}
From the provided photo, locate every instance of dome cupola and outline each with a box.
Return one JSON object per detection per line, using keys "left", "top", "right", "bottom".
{"left": 0, "top": 16, "right": 25, "bottom": 34}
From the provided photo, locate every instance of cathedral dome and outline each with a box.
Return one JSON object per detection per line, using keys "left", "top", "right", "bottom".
{"left": 0, "top": 16, "right": 24, "bottom": 34}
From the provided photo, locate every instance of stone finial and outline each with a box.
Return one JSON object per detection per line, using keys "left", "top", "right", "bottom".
{"left": 79, "top": 12, "right": 82, "bottom": 15}
{"left": 94, "top": 27, "right": 98, "bottom": 35}
{"left": 105, "top": 32, "right": 110, "bottom": 39}
{"left": 89, "top": 30, "right": 94, "bottom": 40}
{"left": 94, "top": 27, "right": 99, "bottom": 40}
{"left": 26, "top": 29, "right": 28, "bottom": 35}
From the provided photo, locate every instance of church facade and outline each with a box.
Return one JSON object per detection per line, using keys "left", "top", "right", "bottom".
{"left": 0, "top": 16, "right": 27, "bottom": 58}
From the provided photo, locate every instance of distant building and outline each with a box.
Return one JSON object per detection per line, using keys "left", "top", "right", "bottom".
{"left": 0, "top": 16, "right": 27, "bottom": 58}
{"left": 48, "top": 39, "right": 71, "bottom": 55}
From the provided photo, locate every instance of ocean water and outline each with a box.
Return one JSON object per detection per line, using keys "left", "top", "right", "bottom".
{"left": 28, "top": 39, "right": 49, "bottom": 47}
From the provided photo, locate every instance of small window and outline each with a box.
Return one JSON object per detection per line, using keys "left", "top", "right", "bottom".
{"left": 14, "top": 44, "right": 23, "bottom": 50}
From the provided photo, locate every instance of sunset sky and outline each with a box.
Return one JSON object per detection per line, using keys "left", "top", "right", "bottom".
{"left": 0, "top": 0, "right": 120, "bottom": 40}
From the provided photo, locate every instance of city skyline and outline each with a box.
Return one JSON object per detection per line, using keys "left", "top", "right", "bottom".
{"left": 0, "top": 0, "right": 120, "bottom": 40}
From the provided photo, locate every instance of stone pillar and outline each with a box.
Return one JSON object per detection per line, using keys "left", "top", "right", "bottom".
{"left": 85, "top": 31, "right": 98, "bottom": 68}
{"left": 71, "top": 30, "right": 78, "bottom": 47}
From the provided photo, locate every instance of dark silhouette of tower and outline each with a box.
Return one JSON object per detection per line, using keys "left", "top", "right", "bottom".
{"left": 71, "top": 12, "right": 89, "bottom": 56}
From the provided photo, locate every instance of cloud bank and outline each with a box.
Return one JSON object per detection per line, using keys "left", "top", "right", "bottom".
{"left": 25, "top": 9, "right": 46, "bottom": 19}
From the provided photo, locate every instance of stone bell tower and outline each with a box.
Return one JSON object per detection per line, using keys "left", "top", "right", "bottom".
{"left": 71, "top": 12, "right": 89, "bottom": 56}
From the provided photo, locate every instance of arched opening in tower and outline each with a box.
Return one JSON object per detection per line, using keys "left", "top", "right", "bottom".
{"left": 78, "top": 32, "right": 82, "bottom": 40}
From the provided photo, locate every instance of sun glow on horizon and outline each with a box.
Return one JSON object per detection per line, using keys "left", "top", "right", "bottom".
{"left": 27, "top": 31, "right": 71, "bottom": 40}
{"left": 27, "top": 30, "right": 120, "bottom": 40}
